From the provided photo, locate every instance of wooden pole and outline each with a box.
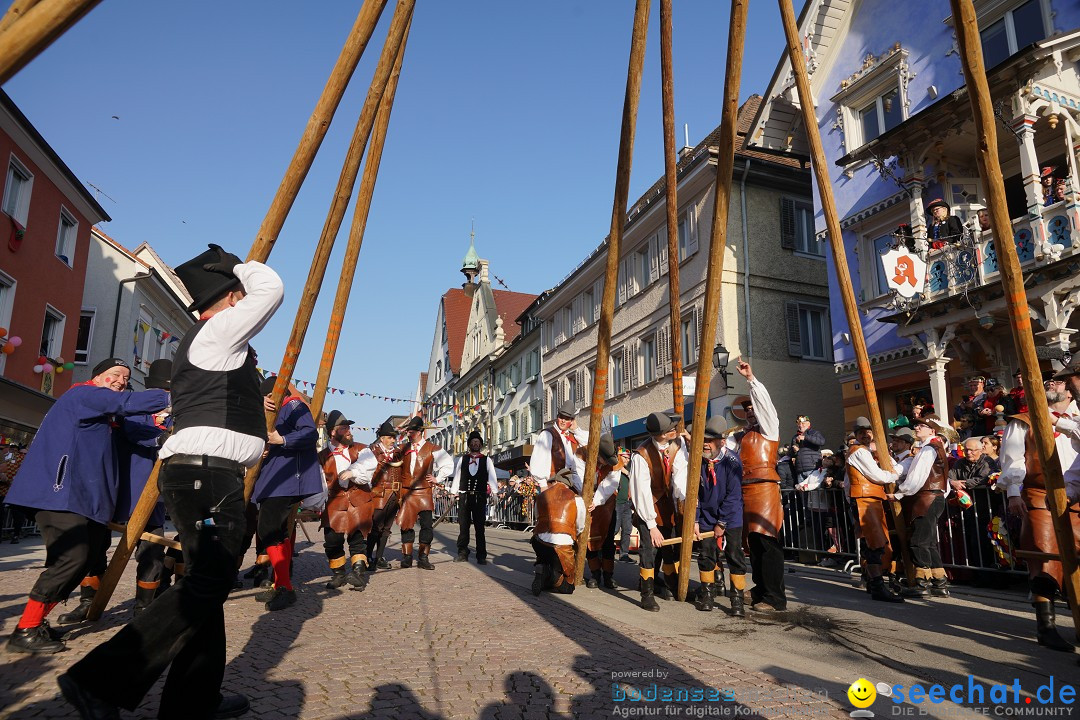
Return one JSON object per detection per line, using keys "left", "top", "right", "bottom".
{"left": 91, "top": 0, "right": 398, "bottom": 618}
{"left": 246, "top": 0, "right": 389, "bottom": 264}
{"left": 776, "top": 0, "right": 914, "bottom": 585}
{"left": 573, "top": 0, "right": 651, "bottom": 585}
{"left": 310, "top": 13, "right": 411, "bottom": 422}
{"left": 948, "top": 0, "right": 1080, "bottom": 639}
{"left": 660, "top": 0, "right": 685, "bottom": 429}
{"left": 245, "top": 0, "right": 415, "bottom": 503}
{"left": 675, "top": 0, "right": 748, "bottom": 603}
{"left": 0, "top": 0, "right": 102, "bottom": 84}
{"left": 0, "top": 0, "right": 43, "bottom": 34}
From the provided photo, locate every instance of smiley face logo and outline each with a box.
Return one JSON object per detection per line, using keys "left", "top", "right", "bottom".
{"left": 848, "top": 678, "right": 877, "bottom": 708}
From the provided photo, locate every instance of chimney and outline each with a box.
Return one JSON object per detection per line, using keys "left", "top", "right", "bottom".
{"left": 678, "top": 123, "right": 693, "bottom": 160}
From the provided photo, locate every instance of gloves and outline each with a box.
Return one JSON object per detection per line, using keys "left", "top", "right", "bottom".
{"left": 201, "top": 243, "right": 243, "bottom": 276}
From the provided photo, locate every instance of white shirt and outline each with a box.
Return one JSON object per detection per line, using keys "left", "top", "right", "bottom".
{"left": 747, "top": 378, "right": 780, "bottom": 442}
{"left": 328, "top": 441, "right": 354, "bottom": 476}
{"left": 407, "top": 439, "right": 454, "bottom": 484}
{"left": 1000, "top": 412, "right": 1080, "bottom": 502}
{"left": 894, "top": 442, "right": 941, "bottom": 499}
{"left": 537, "top": 495, "right": 586, "bottom": 547}
{"left": 845, "top": 446, "right": 900, "bottom": 495}
{"left": 589, "top": 468, "right": 624, "bottom": 507}
{"left": 342, "top": 444, "right": 386, "bottom": 488}
{"left": 628, "top": 438, "right": 689, "bottom": 530}
{"left": 449, "top": 455, "right": 499, "bottom": 496}
{"left": 160, "top": 261, "right": 285, "bottom": 467}
{"left": 530, "top": 425, "right": 589, "bottom": 491}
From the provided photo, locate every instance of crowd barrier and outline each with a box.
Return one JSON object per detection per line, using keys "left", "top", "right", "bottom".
{"left": 1, "top": 505, "right": 37, "bottom": 540}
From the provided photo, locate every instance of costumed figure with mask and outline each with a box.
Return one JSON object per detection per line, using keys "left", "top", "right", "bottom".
{"left": 450, "top": 430, "right": 499, "bottom": 564}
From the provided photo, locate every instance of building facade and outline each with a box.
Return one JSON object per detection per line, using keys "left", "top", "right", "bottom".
{"left": 0, "top": 90, "right": 110, "bottom": 442}
{"left": 533, "top": 98, "right": 844, "bottom": 449}
{"left": 490, "top": 299, "right": 544, "bottom": 475}
{"left": 748, "top": 0, "right": 1080, "bottom": 426}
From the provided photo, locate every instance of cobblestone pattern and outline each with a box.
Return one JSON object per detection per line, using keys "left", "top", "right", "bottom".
{"left": 0, "top": 525, "right": 846, "bottom": 720}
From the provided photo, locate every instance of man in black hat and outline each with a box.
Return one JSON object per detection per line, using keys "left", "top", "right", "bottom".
{"left": 342, "top": 419, "right": 407, "bottom": 572}
{"left": 5, "top": 357, "right": 169, "bottom": 654}
{"left": 582, "top": 433, "right": 624, "bottom": 589}
{"left": 397, "top": 416, "right": 453, "bottom": 569}
{"left": 450, "top": 430, "right": 498, "bottom": 563}
{"left": 531, "top": 466, "right": 585, "bottom": 595}
{"left": 692, "top": 416, "right": 747, "bottom": 615}
{"left": 319, "top": 410, "right": 370, "bottom": 590}
{"left": 62, "top": 244, "right": 283, "bottom": 719}
{"left": 925, "top": 197, "right": 964, "bottom": 250}
{"left": 628, "top": 411, "right": 688, "bottom": 611}
{"left": 531, "top": 400, "right": 588, "bottom": 491}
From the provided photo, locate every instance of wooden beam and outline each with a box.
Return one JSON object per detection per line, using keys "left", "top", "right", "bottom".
{"left": 0, "top": 0, "right": 103, "bottom": 84}
{"left": 660, "top": 0, "right": 685, "bottom": 429}
{"left": 0, "top": 0, "right": 43, "bottom": 34}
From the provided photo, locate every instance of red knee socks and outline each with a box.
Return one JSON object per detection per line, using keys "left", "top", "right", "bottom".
{"left": 17, "top": 599, "right": 58, "bottom": 629}
{"left": 266, "top": 540, "right": 292, "bottom": 591}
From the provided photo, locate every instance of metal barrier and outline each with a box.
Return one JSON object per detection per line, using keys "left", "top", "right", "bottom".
{"left": 778, "top": 485, "right": 1023, "bottom": 575}
{"left": 432, "top": 491, "right": 537, "bottom": 532}
{"left": 1, "top": 504, "right": 37, "bottom": 540}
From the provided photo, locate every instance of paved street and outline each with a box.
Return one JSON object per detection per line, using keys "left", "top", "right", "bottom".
{"left": 0, "top": 523, "right": 1076, "bottom": 720}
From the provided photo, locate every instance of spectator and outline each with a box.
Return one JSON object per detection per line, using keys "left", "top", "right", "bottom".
{"left": 981, "top": 435, "right": 1001, "bottom": 471}
{"left": 614, "top": 447, "right": 633, "bottom": 562}
{"left": 949, "top": 436, "right": 1001, "bottom": 579}
{"left": 955, "top": 376, "right": 994, "bottom": 437}
{"left": 790, "top": 415, "right": 826, "bottom": 483}
{"left": 804, "top": 450, "right": 842, "bottom": 565}
{"left": 1006, "top": 368, "right": 1027, "bottom": 414}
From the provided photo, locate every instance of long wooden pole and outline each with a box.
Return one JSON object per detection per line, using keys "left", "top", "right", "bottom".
{"left": 660, "top": 0, "right": 685, "bottom": 428}
{"left": 675, "top": 0, "right": 748, "bottom": 603}
{"left": 310, "top": 13, "right": 411, "bottom": 422}
{"left": 246, "top": 0, "right": 389, "bottom": 264}
{"left": 90, "top": 1, "right": 396, "bottom": 619}
{"left": 0, "top": 0, "right": 102, "bottom": 84}
{"left": 777, "top": 0, "right": 914, "bottom": 586}
{"left": 574, "top": 0, "right": 651, "bottom": 585}
{"left": 0, "top": 0, "right": 43, "bottom": 34}
{"left": 246, "top": 0, "right": 415, "bottom": 502}
{"left": 948, "top": 0, "right": 1080, "bottom": 638}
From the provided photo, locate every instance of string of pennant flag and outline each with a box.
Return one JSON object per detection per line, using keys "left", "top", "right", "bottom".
{"left": 255, "top": 367, "right": 415, "bottom": 403}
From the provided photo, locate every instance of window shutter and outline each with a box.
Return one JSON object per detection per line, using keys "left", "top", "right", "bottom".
{"left": 572, "top": 295, "right": 582, "bottom": 334}
{"left": 622, "top": 346, "right": 632, "bottom": 391}
{"left": 658, "top": 325, "right": 670, "bottom": 375}
{"left": 780, "top": 197, "right": 796, "bottom": 250}
{"left": 687, "top": 211, "right": 699, "bottom": 256}
{"left": 658, "top": 230, "right": 670, "bottom": 274}
{"left": 617, "top": 261, "right": 627, "bottom": 305}
{"left": 576, "top": 368, "right": 585, "bottom": 405}
{"left": 649, "top": 236, "right": 660, "bottom": 283}
{"left": 544, "top": 389, "right": 550, "bottom": 420}
{"left": 785, "top": 300, "right": 803, "bottom": 356}
{"left": 593, "top": 279, "right": 603, "bottom": 320}
{"left": 694, "top": 305, "right": 703, "bottom": 365}
{"left": 630, "top": 341, "right": 640, "bottom": 389}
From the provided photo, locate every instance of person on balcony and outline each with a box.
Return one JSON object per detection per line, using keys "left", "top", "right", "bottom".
{"left": 954, "top": 376, "right": 992, "bottom": 438}
{"left": 1041, "top": 166, "right": 1057, "bottom": 206}
{"left": 925, "top": 198, "right": 964, "bottom": 250}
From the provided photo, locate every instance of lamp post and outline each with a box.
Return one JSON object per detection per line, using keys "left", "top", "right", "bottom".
{"left": 713, "top": 343, "right": 731, "bottom": 381}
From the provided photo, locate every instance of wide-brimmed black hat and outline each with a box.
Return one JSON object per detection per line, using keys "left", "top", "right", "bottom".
{"left": 556, "top": 401, "right": 576, "bottom": 420}
{"left": 645, "top": 412, "right": 679, "bottom": 435}
{"left": 405, "top": 416, "right": 425, "bottom": 431}
{"left": 326, "top": 410, "right": 352, "bottom": 430}
{"left": 376, "top": 420, "right": 397, "bottom": 437}
{"left": 852, "top": 416, "right": 872, "bottom": 431}
{"left": 599, "top": 433, "right": 618, "bottom": 466}
{"left": 700, "top": 416, "right": 728, "bottom": 439}
{"left": 467, "top": 430, "right": 484, "bottom": 445}
{"left": 259, "top": 375, "right": 279, "bottom": 396}
{"left": 145, "top": 359, "right": 172, "bottom": 390}
{"left": 175, "top": 244, "right": 243, "bottom": 313}
{"left": 925, "top": 198, "right": 950, "bottom": 213}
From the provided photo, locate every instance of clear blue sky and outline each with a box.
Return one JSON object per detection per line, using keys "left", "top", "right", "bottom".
{"left": 5, "top": 0, "right": 790, "bottom": 434}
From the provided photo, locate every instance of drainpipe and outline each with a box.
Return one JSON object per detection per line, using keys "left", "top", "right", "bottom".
{"left": 109, "top": 270, "right": 152, "bottom": 358}
{"left": 739, "top": 158, "right": 753, "bottom": 358}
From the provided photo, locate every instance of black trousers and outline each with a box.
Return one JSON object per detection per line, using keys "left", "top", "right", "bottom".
{"left": 257, "top": 495, "right": 299, "bottom": 547}
{"left": 457, "top": 493, "right": 487, "bottom": 560}
{"left": 28, "top": 510, "right": 110, "bottom": 603}
{"left": 632, "top": 518, "right": 679, "bottom": 576}
{"left": 68, "top": 461, "right": 247, "bottom": 718}
{"left": 323, "top": 525, "right": 366, "bottom": 561}
{"left": 748, "top": 532, "right": 786, "bottom": 609}
{"left": 586, "top": 513, "right": 617, "bottom": 565}
{"left": 135, "top": 525, "right": 166, "bottom": 584}
{"left": 909, "top": 495, "right": 945, "bottom": 569}
{"left": 697, "top": 526, "right": 748, "bottom": 578}
{"left": 401, "top": 509, "right": 433, "bottom": 546}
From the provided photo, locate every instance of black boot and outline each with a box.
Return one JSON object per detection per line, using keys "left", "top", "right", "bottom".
{"left": 417, "top": 543, "right": 435, "bottom": 570}
{"left": 345, "top": 560, "right": 368, "bottom": 591}
{"left": 133, "top": 584, "right": 157, "bottom": 616}
{"left": 586, "top": 571, "right": 599, "bottom": 589}
{"left": 400, "top": 542, "right": 413, "bottom": 569}
{"left": 695, "top": 583, "right": 715, "bottom": 612}
{"left": 57, "top": 586, "right": 95, "bottom": 625}
{"left": 531, "top": 565, "right": 546, "bottom": 596}
{"left": 869, "top": 575, "right": 905, "bottom": 603}
{"left": 1035, "top": 600, "right": 1075, "bottom": 652}
{"left": 640, "top": 577, "right": 660, "bottom": 612}
{"left": 929, "top": 576, "right": 951, "bottom": 597}
{"left": 325, "top": 564, "right": 348, "bottom": 589}
{"left": 7, "top": 625, "right": 65, "bottom": 654}
{"left": 653, "top": 574, "right": 673, "bottom": 601}
{"left": 729, "top": 588, "right": 746, "bottom": 617}
{"left": 602, "top": 572, "right": 616, "bottom": 589}
{"left": 902, "top": 576, "right": 930, "bottom": 598}
{"left": 251, "top": 564, "right": 269, "bottom": 588}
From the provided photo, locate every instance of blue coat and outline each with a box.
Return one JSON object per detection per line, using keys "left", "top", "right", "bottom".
{"left": 696, "top": 452, "right": 743, "bottom": 529}
{"left": 6, "top": 385, "right": 170, "bottom": 524}
{"left": 253, "top": 398, "right": 321, "bottom": 502}
{"left": 113, "top": 414, "right": 167, "bottom": 527}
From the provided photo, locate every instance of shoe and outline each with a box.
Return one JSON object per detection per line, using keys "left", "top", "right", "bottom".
{"left": 531, "top": 567, "right": 545, "bottom": 597}
{"left": 729, "top": 589, "right": 746, "bottom": 618}
{"left": 250, "top": 565, "right": 269, "bottom": 587}
{"left": 640, "top": 577, "right": 660, "bottom": 612}
{"left": 376, "top": 557, "right": 391, "bottom": 570}
{"left": 819, "top": 557, "right": 839, "bottom": 568}
{"left": 254, "top": 581, "right": 276, "bottom": 603}
{"left": 345, "top": 561, "right": 368, "bottom": 591}
{"left": 653, "top": 580, "right": 673, "bottom": 601}
{"left": 555, "top": 580, "right": 575, "bottom": 594}
{"left": 929, "top": 577, "right": 950, "bottom": 598}
{"left": 477, "top": 558, "right": 488, "bottom": 565}
{"left": 586, "top": 577, "right": 599, "bottom": 589}
{"left": 602, "top": 572, "right": 617, "bottom": 589}
{"left": 454, "top": 553, "right": 469, "bottom": 562}
{"left": 750, "top": 601, "right": 785, "bottom": 613}
{"left": 242, "top": 566, "right": 259, "bottom": 579}
{"left": 325, "top": 566, "right": 348, "bottom": 589}
{"left": 57, "top": 586, "right": 95, "bottom": 625}
{"left": 40, "top": 620, "right": 69, "bottom": 642}
{"left": 8, "top": 625, "right": 65, "bottom": 654}
{"left": 265, "top": 589, "right": 296, "bottom": 612}
{"left": 620, "top": 554, "right": 633, "bottom": 563}
{"left": 400, "top": 555, "right": 413, "bottom": 569}
{"left": 695, "top": 583, "right": 715, "bottom": 612}
{"left": 417, "top": 554, "right": 435, "bottom": 570}
{"left": 901, "top": 583, "right": 929, "bottom": 598}
{"left": 869, "top": 576, "right": 905, "bottom": 603}
{"left": 1035, "top": 601, "right": 1075, "bottom": 652}
{"left": 214, "top": 693, "right": 251, "bottom": 719}
{"left": 58, "top": 673, "right": 119, "bottom": 720}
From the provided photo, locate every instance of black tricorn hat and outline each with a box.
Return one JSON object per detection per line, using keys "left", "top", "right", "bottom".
{"left": 259, "top": 375, "right": 279, "bottom": 396}
{"left": 405, "top": 416, "right": 425, "bottom": 431}
{"left": 326, "top": 410, "right": 353, "bottom": 430}
{"left": 376, "top": 419, "right": 397, "bottom": 437}
{"left": 598, "top": 433, "right": 618, "bottom": 466}
{"left": 145, "top": 359, "right": 172, "bottom": 390}
{"left": 175, "top": 244, "right": 243, "bottom": 313}
{"left": 468, "top": 430, "right": 484, "bottom": 445}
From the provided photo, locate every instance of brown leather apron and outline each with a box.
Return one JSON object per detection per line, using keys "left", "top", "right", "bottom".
{"left": 322, "top": 443, "right": 375, "bottom": 536}
{"left": 397, "top": 442, "right": 438, "bottom": 530}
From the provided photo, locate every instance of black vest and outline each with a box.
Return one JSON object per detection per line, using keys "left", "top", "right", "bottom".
{"left": 171, "top": 320, "right": 267, "bottom": 440}
{"left": 459, "top": 454, "right": 489, "bottom": 494}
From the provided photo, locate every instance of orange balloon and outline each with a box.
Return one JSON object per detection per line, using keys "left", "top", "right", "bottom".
{"left": 1, "top": 344, "right": 14, "bottom": 355}
{"left": 0, "top": 327, "right": 7, "bottom": 337}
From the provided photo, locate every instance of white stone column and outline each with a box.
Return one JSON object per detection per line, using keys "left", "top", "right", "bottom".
{"left": 911, "top": 324, "right": 957, "bottom": 415}
{"left": 1036, "top": 282, "right": 1080, "bottom": 369}
{"left": 1012, "top": 112, "right": 1054, "bottom": 259}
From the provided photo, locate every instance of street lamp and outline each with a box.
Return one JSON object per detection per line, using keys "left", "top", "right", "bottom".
{"left": 713, "top": 343, "right": 731, "bottom": 380}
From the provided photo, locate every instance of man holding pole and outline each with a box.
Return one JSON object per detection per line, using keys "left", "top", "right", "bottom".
{"left": 531, "top": 401, "right": 588, "bottom": 490}
{"left": 532, "top": 465, "right": 586, "bottom": 596}
{"left": 60, "top": 244, "right": 283, "bottom": 719}
{"left": 584, "top": 434, "right": 628, "bottom": 589}
{"left": 397, "top": 416, "right": 453, "bottom": 570}
{"left": 320, "top": 410, "right": 370, "bottom": 590}
{"left": 628, "top": 411, "right": 688, "bottom": 612}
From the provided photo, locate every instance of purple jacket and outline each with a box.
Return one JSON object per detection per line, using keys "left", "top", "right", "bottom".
{"left": 113, "top": 414, "right": 168, "bottom": 527}
{"left": 6, "top": 385, "right": 169, "bottom": 524}
{"left": 696, "top": 453, "right": 743, "bottom": 529}
{"left": 253, "top": 398, "right": 321, "bottom": 502}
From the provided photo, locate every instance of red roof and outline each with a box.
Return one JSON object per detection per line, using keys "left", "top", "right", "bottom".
{"left": 492, "top": 290, "right": 538, "bottom": 345}
{"left": 442, "top": 288, "right": 471, "bottom": 375}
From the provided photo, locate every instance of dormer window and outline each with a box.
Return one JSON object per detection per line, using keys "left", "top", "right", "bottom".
{"left": 830, "top": 44, "right": 913, "bottom": 156}
{"left": 979, "top": 0, "right": 1048, "bottom": 68}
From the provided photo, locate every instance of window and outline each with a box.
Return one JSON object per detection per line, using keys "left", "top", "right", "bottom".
{"left": 831, "top": 47, "right": 911, "bottom": 152}
{"left": 780, "top": 198, "right": 822, "bottom": 256}
{"left": 635, "top": 246, "right": 650, "bottom": 294}
{"left": 612, "top": 351, "right": 624, "bottom": 395}
{"left": 681, "top": 316, "right": 698, "bottom": 367}
{"left": 980, "top": 0, "right": 1046, "bottom": 68}
{"left": 872, "top": 234, "right": 895, "bottom": 297}
{"left": 509, "top": 411, "right": 518, "bottom": 440}
{"left": 561, "top": 306, "right": 572, "bottom": 340}
{"left": 530, "top": 401, "right": 542, "bottom": 433}
{"left": 858, "top": 86, "right": 903, "bottom": 144}
{"left": 435, "top": 360, "right": 442, "bottom": 382}
{"left": 785, "top": 301, "right": 832, "bottom": 361}
{"left": 567, "top": 374, "right": 577, "bottom": 407}
{"left": 583, "top": 288, "right": 595, "bottom": 326}
{"left": 136, "top": 310, "right": 157, "bottom": 370}
{"left": 55, "top": 207, "right": 77, "bottom": 267}
{"left": 0, "top": 270, "right": 13, "bottom": 371}
{"left": 526, "top": 348, "right": 539, "bottom": 379}
{"left": 510, "top": 362, "right": 521, "bottom": 387}
{"left": 677, "top": 209, "right": 698, "bottom": 261}
{"left": 39, "top": 305, "right": 65, "bottom": 359}
{"left": 642, "top": 335, "right": 656, "bottom": 384}
{"left": 75, "top": 308, "right": 95, "bottom": 364}
{"left": 2, "top": 156, "right": 32, "bottom": 225}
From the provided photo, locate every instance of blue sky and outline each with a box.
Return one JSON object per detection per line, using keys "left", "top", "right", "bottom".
{"left": 5, "top": 0, "right": 790, "bottom": 434}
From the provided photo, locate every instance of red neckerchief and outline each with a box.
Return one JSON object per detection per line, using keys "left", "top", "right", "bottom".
{"left": 1051, "top": 411, "right": 1070, "bottom": 438}
{"left": 469, "top": 452, "right": 484, "bottom": 460}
